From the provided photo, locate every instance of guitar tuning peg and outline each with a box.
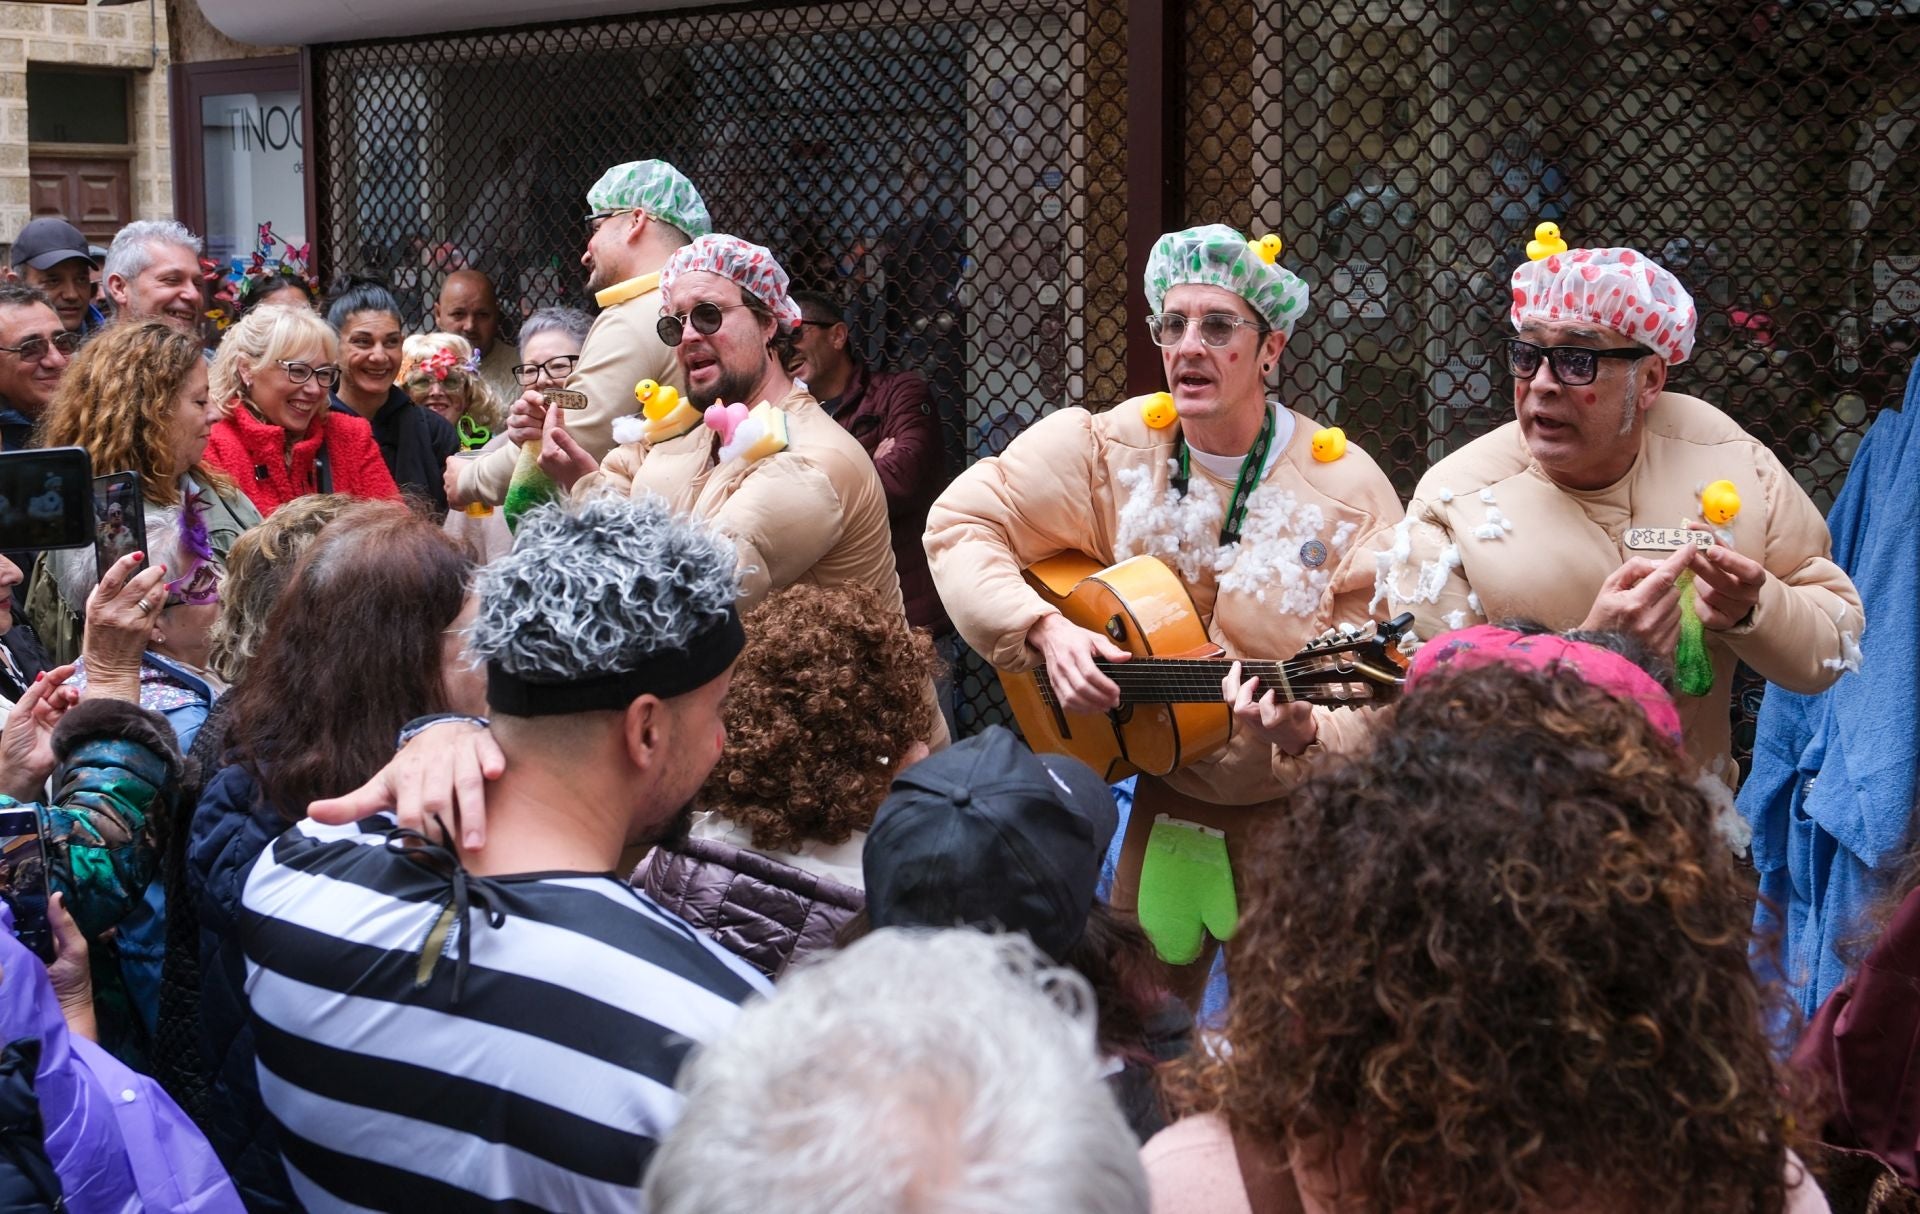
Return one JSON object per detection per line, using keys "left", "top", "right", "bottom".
{"left": 1338, "top": 621, "right": 1361, "bottom": 638}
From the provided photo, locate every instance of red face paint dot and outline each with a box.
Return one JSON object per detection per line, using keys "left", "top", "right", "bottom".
{"left": 1584, "top": 391, "right": 1597, "bottom": 405}
{"left": 1228, "top": 352, "right": 1238, "bottom": 362}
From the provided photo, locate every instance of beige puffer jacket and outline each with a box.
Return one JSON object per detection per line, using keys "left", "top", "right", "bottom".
{"left": 925, "top": 397, "right": 1405, "bottom": 805}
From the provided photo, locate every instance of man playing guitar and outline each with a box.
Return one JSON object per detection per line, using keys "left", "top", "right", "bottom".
{"left": 925, "top": 225, "right": 1404, "bottom": 998}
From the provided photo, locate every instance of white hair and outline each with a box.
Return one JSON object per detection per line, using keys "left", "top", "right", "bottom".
{"left": 644, "top": 929, "right": 1150, "bottom": 1214}
{"left": 102, "top": 219, "right": 203, "bottom": 286}
{"left": 468, "top": 496, "right": 740, "bottom": 683}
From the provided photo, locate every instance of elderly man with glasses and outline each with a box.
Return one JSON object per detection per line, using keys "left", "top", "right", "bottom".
{"left": 923, "top": 225, "right": 1403, "bottom": 1000}
{"left": 1374, "top": 233, "right": 1862, "bottom": 786}
{"left": 0, "top": 284, "right": 77, "bottom": 451}
{"left": 447, "top": 159, "right": 709, "bottom": 527}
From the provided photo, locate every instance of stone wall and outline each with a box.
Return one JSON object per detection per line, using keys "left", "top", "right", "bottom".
{"left": 0, "top": 0, "right": 175, "bottom": 246}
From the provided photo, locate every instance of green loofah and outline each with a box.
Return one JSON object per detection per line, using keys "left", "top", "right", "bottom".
{"left": 1674, "top": 569, "right": 1715, "bottom": 697}
{"left": 501, "top": 445, "right": 561, "bottom": 534}
{"left": 1136, "top": 815, "right": 1239, "bottom": 966}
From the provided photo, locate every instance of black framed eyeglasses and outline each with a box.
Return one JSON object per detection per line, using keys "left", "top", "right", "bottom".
{"left": 583, "top": 207, "right": 638, "bottom": 234}
{"left": 0, "top": 331, "right": 83, "bottom": 361}
{"left": 1507, "top": 339, "right": 1655, "bottom": 387}
{"left": 278, "top": 360, "right": 342, "bottom": 389}
{"left": 656, "top": 302, "right": 752, "bottom": 347}
{"left": 511, "top": 355, "right": 579, "bottom": 386}
{"left": 1145, "top": 312, "right": 1266, "bottom": 348}
{"left": 796, "top": 318, "right": 841, "bottom": 331}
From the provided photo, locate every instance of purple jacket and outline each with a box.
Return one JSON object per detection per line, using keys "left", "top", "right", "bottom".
{"left": 822, "top": 362, "right": 951, "bottom": 634}
{"left": 0, "top": 906, "right": 242, "bottom": 1213}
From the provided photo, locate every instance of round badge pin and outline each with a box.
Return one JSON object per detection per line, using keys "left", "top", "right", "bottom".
{"left": 1299, "top": 539, "right": 1329, "bottom": 568}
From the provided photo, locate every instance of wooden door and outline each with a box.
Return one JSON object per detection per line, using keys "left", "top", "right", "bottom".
{"left": 27, "top": 155, "right": 134, "bottom": 245}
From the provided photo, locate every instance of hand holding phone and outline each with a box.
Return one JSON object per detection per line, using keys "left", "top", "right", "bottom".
{"left": 91, "top": 471, "right": 145, "bottom": 581}
{"left": 0, "top": 808, "right": 53, "bottom": 963}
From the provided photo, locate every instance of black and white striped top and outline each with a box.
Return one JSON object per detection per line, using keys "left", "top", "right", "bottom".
{"left": 240, "top": 816, "right": 769, "bottom": 1213}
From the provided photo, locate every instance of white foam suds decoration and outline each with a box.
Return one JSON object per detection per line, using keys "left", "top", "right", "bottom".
{"left": 1822, "top": 630, "right": 1864, "bottom": 674}
{"left": 1411, "top": 543, "right": 1462, "bottom": 603}
{"left": 1472, "top": 507, "right": 1513, "bottom": 541}
{"left": 1370, "top": 514, "right": 1417, "bottom": 614}
{"left": 1117, "top": 462, "right": 1346, "bottom": 617}
{"left": 1443, "top": 609, "right": 1468, "bottom": 631}
{"left": 1696, "top": 758, "right": 1750, "bottom": 856}
{"left": 1467, "top": 591, "right": 1483, "bottom": 616}
{"left": 1437, "top": 488, "right": 1455, "bottom": 504}
{"left": 1114, "top": 460, "right": 1225, "bottom": 585}
{"left": 611, "top": 415, "right": 646, "bottom": 445}
{"left": 1479, "top": 487, "right": 1497, "bottom": 504}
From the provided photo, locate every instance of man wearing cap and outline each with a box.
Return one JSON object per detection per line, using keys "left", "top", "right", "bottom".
{"left": 1373, "top": 235, "right": 1862, "bottom": 785}
{"left": 240, "top": 497, "right": 768, "bottom": 1211}
{"left": 924, "top": 224, "right": 1403, "bottom": 991}
{"left": 7, "top": 218, "right": 104, "bottom": 336}
{"left": 447, "top": 159, "right": 709, "bottom": 520}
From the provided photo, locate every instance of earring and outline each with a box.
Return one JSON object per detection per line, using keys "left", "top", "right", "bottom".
{"left": 1262, "top": 363, "right": 1274, "bottom": 374}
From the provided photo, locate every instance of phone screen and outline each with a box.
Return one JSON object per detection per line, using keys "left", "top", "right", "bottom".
{"left": 0, "top": 809, "right": 52, "bottom": 963}
{"left": 0, "top": 446, "right": 93, "bottom": 552}
{"left": 92, "top": 471, "right": 146, "bottom": 581}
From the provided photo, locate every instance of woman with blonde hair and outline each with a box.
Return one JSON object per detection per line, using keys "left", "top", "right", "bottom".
{"left": 28, "top": 319, "right": 262, "bottom": 663}
{"left": 399, "top": 331, "right": 506, "bottom": 436}
{"left": 203, "top": 304, "right": 398, "bottom": 516}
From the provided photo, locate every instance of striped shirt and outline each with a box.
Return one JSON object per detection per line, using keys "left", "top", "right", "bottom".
{"left": 240, "top": 816, "right": 769, "bottom": 1212}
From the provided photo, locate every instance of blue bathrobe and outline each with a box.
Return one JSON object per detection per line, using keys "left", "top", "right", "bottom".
{"left": 1739, "top": 379, "right": 1916, "bottom": 1018}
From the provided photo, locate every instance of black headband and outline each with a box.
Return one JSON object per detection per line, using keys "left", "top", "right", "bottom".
{"left": 485, "top": 606, "right": 744, "bottom": 718}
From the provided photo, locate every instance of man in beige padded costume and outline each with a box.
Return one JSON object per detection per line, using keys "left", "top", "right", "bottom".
{"left": 926, "top": 225, "right": 1403, "bottom": 995}
{"left": 1373, "top": 232, "right": 1862, "bottom": 786}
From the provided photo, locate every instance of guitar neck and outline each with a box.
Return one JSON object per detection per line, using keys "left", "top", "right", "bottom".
{"left": 1040, "top": 658, "right": 1326, "bottom": 706}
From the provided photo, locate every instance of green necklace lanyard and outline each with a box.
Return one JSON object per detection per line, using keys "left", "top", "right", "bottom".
{"left": 1171, "top": 405, "right": 1276, "bottom": 545}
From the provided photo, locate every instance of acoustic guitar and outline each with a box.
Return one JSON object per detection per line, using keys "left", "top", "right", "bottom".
{"left": 999, "top": 553, "right": 1413, "bottom": 781}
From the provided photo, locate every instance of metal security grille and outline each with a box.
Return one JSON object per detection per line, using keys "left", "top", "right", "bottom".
{"left": 1184, "top": 0, "right": 1918, "bottom": 508}
{"left": 1183, "top": 0, "right": 1919, "bottom": 764}
{"left": 315, "top": 0, "right": 1121, "bottom": 733}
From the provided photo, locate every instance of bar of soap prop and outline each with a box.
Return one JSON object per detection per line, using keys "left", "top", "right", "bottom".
{"left": 707, "top": 400, "right": 789, "bottom": 464}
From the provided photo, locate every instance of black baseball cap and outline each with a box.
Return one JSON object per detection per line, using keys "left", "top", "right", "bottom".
{"left": 10, "top": 218, "right": 95, "bottom": 271}
{"left": 863, "top": 726, "right": 1119, "bottom": 962}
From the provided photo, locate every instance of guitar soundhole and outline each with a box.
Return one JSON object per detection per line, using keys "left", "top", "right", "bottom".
{"left": 1105, "top": 616, "right": 1127, "bottom": 644}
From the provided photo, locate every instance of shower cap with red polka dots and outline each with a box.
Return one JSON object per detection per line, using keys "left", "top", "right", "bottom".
{"left": 1510, "top": 246, "right": 1697, "bottom": 365}
{"left": 661, "top": 234, "right": 802, "bottom": 331}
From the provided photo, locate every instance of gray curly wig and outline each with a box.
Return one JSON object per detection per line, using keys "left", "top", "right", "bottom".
{"left": 468, "top": 496, "right": 740, "bottom": 681}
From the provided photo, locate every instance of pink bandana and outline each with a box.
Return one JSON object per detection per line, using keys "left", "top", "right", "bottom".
{"left": 660, "top": 234, "right": 801, "bottom": 331}
{"left": 1406, "top": 624, "right": 1684, "bottom": 745}
{"left": 1510, "top": 247, "right": 1697, "bottom": 365}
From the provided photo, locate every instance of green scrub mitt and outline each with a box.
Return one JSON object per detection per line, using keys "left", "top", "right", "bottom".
{"left": 1136, "top": 815, "right": 1238, "bottom": 966}
{"left": 1675, "top": 570, "right": 1714, "bottom": 697}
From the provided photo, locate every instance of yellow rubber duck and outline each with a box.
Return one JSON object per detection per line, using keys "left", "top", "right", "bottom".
{"left": 1311, "top": 426, "right": 1347, "bottom": 462}
{"left": 1700, "top": 479, "right": 1741, "bottom": 525}
{"left": 1140, "top": 391, "right": 1177, "bottom": 429}
{"left": 1249, "top": 234, "right": 1284, "bottom": 265}
{"left": 1526, "top": 222, "right": 1569, "bottom": 262}
{"left": 635, "top": 379, "right": 683, "bottom": 420}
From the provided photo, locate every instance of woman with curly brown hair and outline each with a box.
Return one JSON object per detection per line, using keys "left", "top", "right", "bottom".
{"left": 634, "top": 581, "right": 941, "bottom": 980}
{"left": 28, "top": 320, "right": 263, "bottom": 664}
{"left": 1145, "top": 638, "right": 1826, "bottom": 1214}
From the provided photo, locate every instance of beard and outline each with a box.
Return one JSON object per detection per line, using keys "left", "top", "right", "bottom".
{"left": 1617, "top": 375, "right": 1642, "bottom": 436}
{"left": 689, "top": 359, "right": 765, "bottom": 410}
{"left": 631, "top": 797, "right": 700, "bottom": 853}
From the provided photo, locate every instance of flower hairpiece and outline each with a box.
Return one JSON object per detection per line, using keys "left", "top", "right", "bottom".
{"left": 206, "top": 223, "right": 320, "bottom": 330}
{"left": 418, "top": 346, "right": 462, "bottom": 381}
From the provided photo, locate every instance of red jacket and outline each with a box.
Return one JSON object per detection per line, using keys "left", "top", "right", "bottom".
{"left": 205, "top": 404, "right": 401, "bottom": 517}
{"left": 821, "top": 362, "right": 950, "bottom": 634}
